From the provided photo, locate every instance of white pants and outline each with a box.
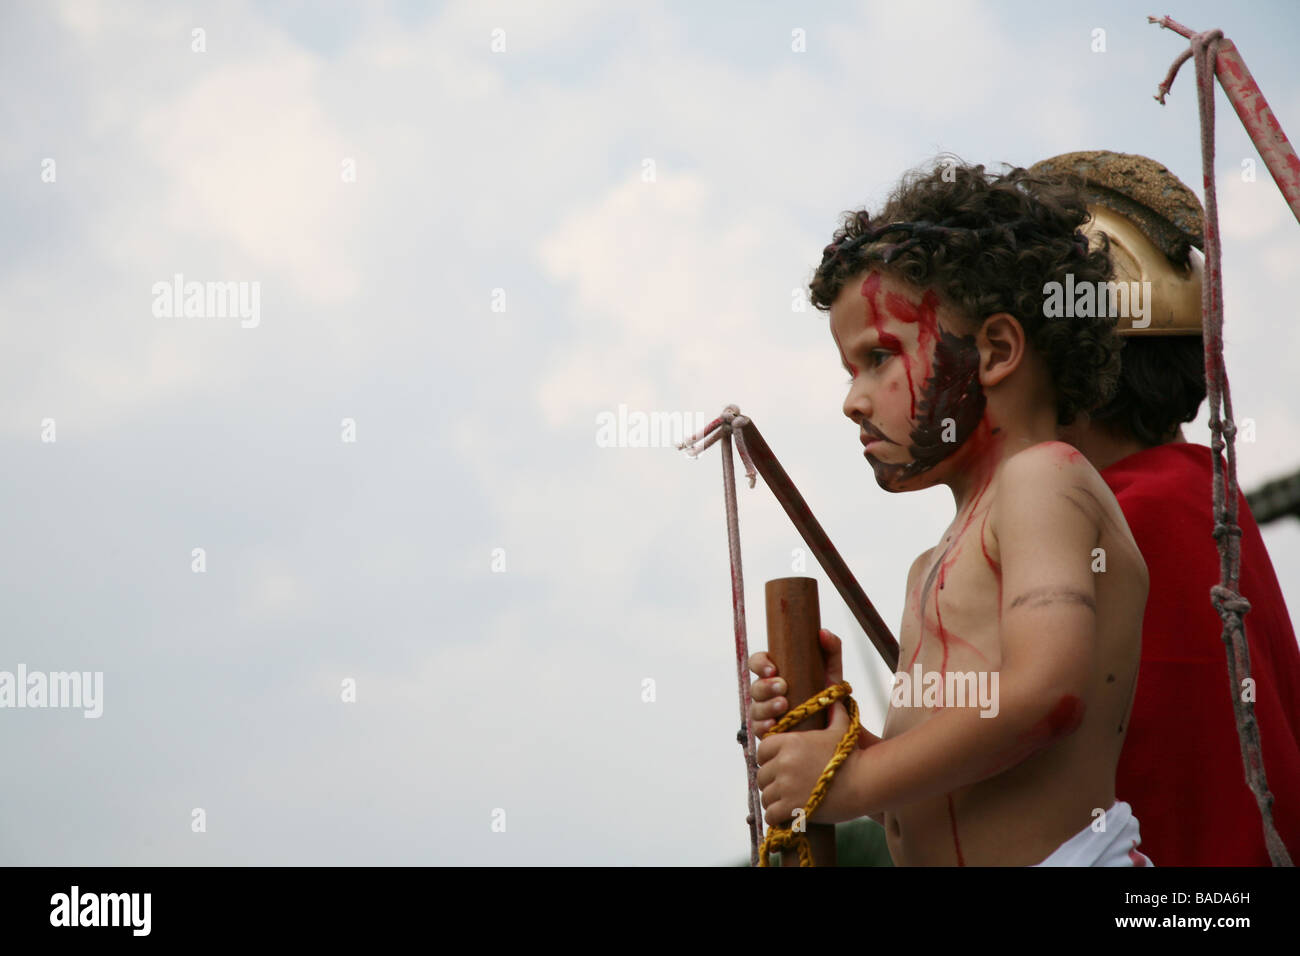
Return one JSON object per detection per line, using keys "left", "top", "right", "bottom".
{"left": 1033, "top": 801, "right": 1153, "bottom": 866}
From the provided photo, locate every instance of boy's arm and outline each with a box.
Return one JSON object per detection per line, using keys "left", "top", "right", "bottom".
{"left": 783, "top": 447, "right": 1103, "bottom": 824}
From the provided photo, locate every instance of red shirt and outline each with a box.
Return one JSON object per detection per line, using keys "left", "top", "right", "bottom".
{"left": 1104, "top": 443, "right": 1300, "bottom": 865}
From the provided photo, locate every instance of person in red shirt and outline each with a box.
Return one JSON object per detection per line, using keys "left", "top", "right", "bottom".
{"left": 750, "top": 151, "right": 1300, "bottom": 865}
{"left": 1040, "top": 150, "right": 1300, "bottom": 865}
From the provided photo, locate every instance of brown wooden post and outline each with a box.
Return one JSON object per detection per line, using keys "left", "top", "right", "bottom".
{"left": 765, "top": 577, "right": 837, "bottom": 866}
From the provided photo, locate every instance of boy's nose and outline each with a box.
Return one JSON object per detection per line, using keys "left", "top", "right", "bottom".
{"left": 843, "top": 383, "right": 871, "bottom": 424}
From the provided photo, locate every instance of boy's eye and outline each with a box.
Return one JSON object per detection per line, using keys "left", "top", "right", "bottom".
{"left": 868, "top": 349, "right": 894, "bottom": 368}
{"left": 844, "top": 349, "right": 895, "bottom": 383}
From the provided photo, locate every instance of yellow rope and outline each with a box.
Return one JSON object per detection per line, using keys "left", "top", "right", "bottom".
{"left": 757, "top": 681, "right": 861, "bottom": 867}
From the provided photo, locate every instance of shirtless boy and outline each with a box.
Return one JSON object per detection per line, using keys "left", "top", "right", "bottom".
{"left": 752, "top": 162, "right": 1151, "bottom": 866}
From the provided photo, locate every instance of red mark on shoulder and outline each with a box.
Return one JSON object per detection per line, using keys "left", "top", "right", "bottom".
{"left": 1057, "top": 445, "right": 1085, "bottom": 464}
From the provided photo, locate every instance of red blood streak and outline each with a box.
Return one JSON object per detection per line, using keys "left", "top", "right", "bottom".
{"left": 881, "top": 287, "right": 942, "bottom": 418}
{"left": 947, "top": 794, "right": 965, "bottom": 866}
{"left": 1044, "top": 694, "right": 1085, "bottom": 738}
{"left": 1047, "top": 442, "right": 1085, "bottom": 464}
{"left": 933, "top": 563, "right": 952, "bottom": 673}
{"left": 979, "top": 513, "right": 1002, "bottom": 616}
{"left": 876, "top": 328, "right": 914, "bottom": 415}
{"left": 860, "top": 272, "right": 882, "bottom": 312}
{"left": 857, "top": 276, "right": 944, "bottom": 420}
{"left": 1128, "top": 841, "right": 1149, "bottom": 867}
{"left": 972, "top": 693, "right": 1089, "bottom": 781}
{"left": 907, "top": 470, "right": 995, "bottom": 672}
{"left": 885, "top": 291, "right": 919, "bottom": 323}
{"left": 902, "top": 415, "right": 1008, "bottom": 671}
{"left": 889, "top": 290, "right": 941, "bottom": 372}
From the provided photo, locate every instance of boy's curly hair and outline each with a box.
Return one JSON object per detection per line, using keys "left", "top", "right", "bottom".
{"left": 809, "top": 159, "right": 1121, "bottom": 425}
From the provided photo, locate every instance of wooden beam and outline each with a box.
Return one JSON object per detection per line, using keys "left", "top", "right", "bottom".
{"left": 765, "top": 577, "right": 837, "bottom": 866}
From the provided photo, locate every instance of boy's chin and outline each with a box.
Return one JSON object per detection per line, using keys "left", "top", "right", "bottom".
{"left": 865, "top": 456, "right": 941, "bottom": 493}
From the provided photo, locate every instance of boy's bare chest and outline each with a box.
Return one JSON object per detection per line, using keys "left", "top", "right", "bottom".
{"left": 893, "top": 513, "right": 1003, "bottom": 708}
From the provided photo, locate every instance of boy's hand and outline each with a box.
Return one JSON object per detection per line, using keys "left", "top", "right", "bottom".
{"left": 751, "top": 629, "right": 876, "bottom": 747}
{"left": 756, "top": 699, "right": 869, "bottom": 826}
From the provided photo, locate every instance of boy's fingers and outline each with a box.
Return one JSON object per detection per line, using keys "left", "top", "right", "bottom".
{"left": 749, "top": 696, "right": 787, "bottom": 723}
{"left": 749, "top": 677, "right": 787, "bottom": 703}
{"left": 748, "top": 651, "right": 777, "bottom": 679}
{"left": 819, "top": 628, "right": 845, "bottom": 685}
{"left": 827, "top": 699, "right": 850, "bottom": 732}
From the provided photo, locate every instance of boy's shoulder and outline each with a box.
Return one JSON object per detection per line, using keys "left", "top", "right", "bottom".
{"left": 906, "top": 545, "right": 937, "bottom": 585}
{"left": 998, "top": 440, "right": 1096, "bottom": 485}
{"left": 998, "top": 442, "right": 1102, "bottom": 496}
{"left": 992, "top": 440, "right": 1115, "bottom": 529}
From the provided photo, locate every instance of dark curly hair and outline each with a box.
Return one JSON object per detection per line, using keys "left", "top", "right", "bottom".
{"left": 1091, "top": 335, "right": 1206, "bottom": 446}
{"left": 808, "top": 159, "right": 1122, "bottom": 425}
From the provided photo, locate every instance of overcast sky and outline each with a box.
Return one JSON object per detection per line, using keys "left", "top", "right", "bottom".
{"left": 3, "top": 0, "right": 1299, "bottom": 866}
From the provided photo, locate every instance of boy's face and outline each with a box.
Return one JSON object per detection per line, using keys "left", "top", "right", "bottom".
{"left": 829, "top": 269, "right": 988, "bottom": 492}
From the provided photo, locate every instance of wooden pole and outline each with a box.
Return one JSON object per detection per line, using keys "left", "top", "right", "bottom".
{"left": 742, "top": 420, "right": 900, "bottom": 670}
{"left": 765, "top": 577, "right": 837, "bottom": 866}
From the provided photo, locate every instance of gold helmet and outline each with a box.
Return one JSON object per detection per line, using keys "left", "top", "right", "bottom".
{"left": 1028, "top": 150, "right": 1205, "bottom": 336}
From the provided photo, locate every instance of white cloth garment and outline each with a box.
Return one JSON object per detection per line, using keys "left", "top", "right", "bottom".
{"left": 1033, "top": 800, "right": 1153, "bottom": 867}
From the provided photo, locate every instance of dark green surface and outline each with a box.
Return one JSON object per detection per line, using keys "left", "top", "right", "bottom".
{"left": 835, "top": 816, "right": 894, "bottom": 866}
{"left": 762, "top": 817, "right": 895, "bottom": 867}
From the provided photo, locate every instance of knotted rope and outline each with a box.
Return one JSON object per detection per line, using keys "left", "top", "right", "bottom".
{"left": 679, "top": 405, "right": 884, "bottom": 865}
{"left": 1152, "top": 16, "right": 1293, "bottom": 866}
{"left": 757, "top": 682, "right": 863, "bottom": 867}
{"left": 679, "top": 405, "right": 762, "bottom": 864}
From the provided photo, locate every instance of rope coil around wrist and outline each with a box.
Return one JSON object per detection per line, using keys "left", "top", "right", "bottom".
{"left": 757, "top": 681, "right": 861, "bottom": 867}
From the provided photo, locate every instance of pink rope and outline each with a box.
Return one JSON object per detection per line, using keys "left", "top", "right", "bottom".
{"left": 1151, "top": 16, "right": 1300, "bottom": 226}
{"left": 680, "top": 405, "right": 902, "bottom": 864}
{"left": 1153, "top": 18, "right": 1294, "bottom": 866}
{"left": 681, "top": 406, "right": 762, "bottom": 865}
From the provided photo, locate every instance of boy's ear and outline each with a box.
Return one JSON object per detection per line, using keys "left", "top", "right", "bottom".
{"left": 977, "top": 312, "right": 1026, "bottom": 388}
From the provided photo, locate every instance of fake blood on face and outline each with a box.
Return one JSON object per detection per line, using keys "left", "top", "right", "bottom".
{"left": 858, "top": 275, "right": 943, "bottom": 421}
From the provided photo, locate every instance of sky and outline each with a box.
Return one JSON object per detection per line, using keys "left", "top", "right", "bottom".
{"left": 3, "top": 0, "right": 1299, "bottom": 866}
